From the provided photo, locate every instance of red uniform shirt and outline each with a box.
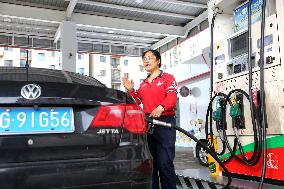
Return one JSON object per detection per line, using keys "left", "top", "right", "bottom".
{"left": 129, "top": 71, "right": 177, "bottom": 116}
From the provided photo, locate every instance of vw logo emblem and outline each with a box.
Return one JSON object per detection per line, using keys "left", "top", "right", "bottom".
{"left": 21, "top": 84, "right": 41, "bottom": 100}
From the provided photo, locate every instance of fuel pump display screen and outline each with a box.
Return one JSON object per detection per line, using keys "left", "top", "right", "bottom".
{"left": 230, "top": 32, "right": 248, "bottom": 58}
{"left": 233, "top": 0, "right": 263, "bottom": 32}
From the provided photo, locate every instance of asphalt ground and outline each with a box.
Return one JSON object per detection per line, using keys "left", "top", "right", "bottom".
{"left": 174, "top": 147, "right": 205, "bottom": 170}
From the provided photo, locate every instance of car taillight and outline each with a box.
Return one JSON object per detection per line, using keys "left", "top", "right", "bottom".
{"left": 124, "top": 105, "right": 147, "bottom": 134}
{"left": 91, "top": 104, "right": 147, "bottom": 134}
{"left": 91, "top": 105, "right": 124, "bottom": 127}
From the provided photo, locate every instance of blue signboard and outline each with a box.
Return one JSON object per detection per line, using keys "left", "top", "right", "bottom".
{"left": 234, "top": 0, "right": 263, "bottom": 32}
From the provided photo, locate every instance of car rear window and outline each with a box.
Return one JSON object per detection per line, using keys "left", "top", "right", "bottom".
{"left": 0, "top": 67, "right": 106, "bottom": 87}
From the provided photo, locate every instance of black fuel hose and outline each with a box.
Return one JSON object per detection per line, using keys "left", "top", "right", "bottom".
{"left": 258, "top": 0, "right": 268, "bottom": 188}
{"left": 209, "top": 8, "right": 219, "bottom": 146}
{"left": 225, "top": 89, "right": 262, "bottom": 166}
{"left": 207, "top": 7, "right": 233, "bottom": 161}
{"left": 204, "top": 92, "right": 236, "bottom": 163}
{"left": 204, "top": 89, "right": 261, "bottom": 165}
{"left": 246, "top": 0, "right": 263, "bottom": 167}
{"left": 146, "top": 117, "right": 232, "bottom": 189}
{"left": 205, "top": 92, "right": 227, "bottom": 150}
{"left": 204, "top": 89, "right": 262, "bottom": 167}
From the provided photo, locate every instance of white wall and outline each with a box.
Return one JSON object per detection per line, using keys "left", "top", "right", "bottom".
{"left": 161, "top": 28, "right": 210, "bottom": 82}
{"left": 176, "top": 77, "right": 210, "bottom": 147}
{"left": 120, "top": 56, "right": 147, "bottom": 91}
{"left": 161, "top": 28, "right": 211, "bottom": 147}
{"left": 31, "top": 50, "right": 50, "bottom": 69}
{"left": 0, "top": 48, "right": 87, "bottom": 75}
{"left": 76, "top": 53, "right": 89, "bottom": 76}
{"left": 90, "top": 54, "right": 112, "bottom": 87}
{"left": 0, "top": 48, "right": 146, "bottom": 91}
{"left": 178, "top": 77, "right": 210, "bottom": 131}
{"left": 0, "top": 47, "right": 20, "bottom": 67}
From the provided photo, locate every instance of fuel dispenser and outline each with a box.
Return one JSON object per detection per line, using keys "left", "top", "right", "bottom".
{"left": 145, "top": 0, "right": 284, "bottom": 188}
{"left": 207, "top": 0, "right": 284, "bottom": 186}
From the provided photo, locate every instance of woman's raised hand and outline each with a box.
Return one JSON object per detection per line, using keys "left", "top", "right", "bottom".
{"left": 121, "top": 77, "right": 134, "bottom": 91}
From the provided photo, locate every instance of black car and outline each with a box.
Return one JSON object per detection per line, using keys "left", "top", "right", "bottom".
{"left": 0, "top": 67, "right": 152, "bottom": 189}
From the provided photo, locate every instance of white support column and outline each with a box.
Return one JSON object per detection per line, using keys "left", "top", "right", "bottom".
{"left": 60, "top": 21, "right": 77, "bottom": 72}
{"left": 89, "top": 54, "right": 95, "bottom": 78}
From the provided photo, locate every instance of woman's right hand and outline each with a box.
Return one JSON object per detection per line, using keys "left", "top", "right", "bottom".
{"left": 121, "top": 77, "right": 134, "bottom": 91}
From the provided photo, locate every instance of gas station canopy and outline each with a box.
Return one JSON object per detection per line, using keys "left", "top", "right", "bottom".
{"left": 0, "top": 0, "right": 208, "bottom": 55}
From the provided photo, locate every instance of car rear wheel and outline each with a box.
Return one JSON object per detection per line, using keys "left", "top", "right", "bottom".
{"left": 196, "top": 141, "right": 209, "bottom": 167}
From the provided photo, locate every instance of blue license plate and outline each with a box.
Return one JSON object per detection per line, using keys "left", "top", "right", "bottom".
{"left": 0, "top": 107, "right": 74, "bottom": 135}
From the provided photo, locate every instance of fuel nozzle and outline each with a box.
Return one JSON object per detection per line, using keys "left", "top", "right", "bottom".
{"left": 229, "top": 95, "right": 241, "bottom": 118}
{"left": 145, "top": 115, "right": 172, "bottom": 127}
{"left": 229, "top": 93, "right": 245, "bottom": 129}
{"left": 213, "top": 97, "right": 226, "bottom": 121}
{"left": 213, "top": 97, "right": 227, "bottom": 131}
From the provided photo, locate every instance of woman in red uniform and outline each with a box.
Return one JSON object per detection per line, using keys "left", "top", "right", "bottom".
{"left": 122, "top": 49, "right": 177, "bottom": 189}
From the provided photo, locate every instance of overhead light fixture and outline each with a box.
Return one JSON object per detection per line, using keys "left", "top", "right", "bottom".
{"left": 3, "top": 18, "right": 12, "bottom": 22}
{"left": 107, "top": 31, "right": 114, "bottom": 34}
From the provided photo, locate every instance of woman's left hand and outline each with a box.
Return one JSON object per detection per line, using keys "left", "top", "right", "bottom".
{"left": 150, "top": 105, "right": 165, "bottom": 118}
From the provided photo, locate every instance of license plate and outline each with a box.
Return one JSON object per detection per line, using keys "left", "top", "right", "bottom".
{"left": 0, "top": 107, "right": 74, "bottom": 135}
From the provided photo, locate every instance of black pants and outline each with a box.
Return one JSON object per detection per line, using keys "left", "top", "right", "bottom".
{"left": 147, "top": 116, "right": 176, "bottom": 189}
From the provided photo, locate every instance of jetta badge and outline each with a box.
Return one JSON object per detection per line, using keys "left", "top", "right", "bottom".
{"left": 21, "top": 84, "right": 41, "bottom": 100}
